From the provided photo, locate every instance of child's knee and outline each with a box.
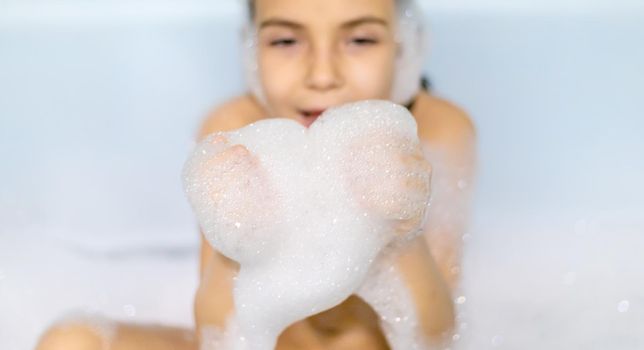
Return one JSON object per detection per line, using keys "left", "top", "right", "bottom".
{"left": 35, "top": 323, "right": 109, "bottom": 350}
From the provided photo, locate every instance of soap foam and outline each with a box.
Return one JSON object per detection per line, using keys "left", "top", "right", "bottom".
{"left": 357, "top": 246, "right": 429, "bottom": 350}
{"left": 184, "top": 100, "right": 433, "bottom": 350}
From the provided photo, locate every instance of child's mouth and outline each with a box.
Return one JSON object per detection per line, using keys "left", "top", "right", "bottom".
{"left": 299, "top": 109, "right": 326, "bottom": 128}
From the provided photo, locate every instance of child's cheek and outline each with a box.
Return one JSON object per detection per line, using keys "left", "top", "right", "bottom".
{"left": 343, "top": 51, "right": 395, "bottom": 100}
{"left": 259, "top": 52, "right": 301, "bottom": 113}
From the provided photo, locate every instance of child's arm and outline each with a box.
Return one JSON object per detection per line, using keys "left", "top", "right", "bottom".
{"left": 390, "top": 235, "right": 456, "bottom": 341}
{"left": 415, "top": 92, "right": 477, "bottom": 288}
{"left": 193, "top": 96, "right": 262, "bottom": 335}
{"left": 344, "top": 126, "right": 456, "bottom": 343}
{"left": 195, "top": 95, "right": 266, "bottom": 275}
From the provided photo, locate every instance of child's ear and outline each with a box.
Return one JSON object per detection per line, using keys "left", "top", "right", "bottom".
{"left": 241, "top": 23, "right": 267, "bottom": 106}
{"left": 395, "top": 40, "right": 404, "bottom": 58}
{"left": 390, "top": 3, "right": 426, "bottom": 104}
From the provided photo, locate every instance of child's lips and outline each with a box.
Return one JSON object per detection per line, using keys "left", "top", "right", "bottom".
{"left": 298, "top": 109, "right": 326, "bottom": 128}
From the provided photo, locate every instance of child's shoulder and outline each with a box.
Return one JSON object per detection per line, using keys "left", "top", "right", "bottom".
{"left": 198, "top": 95, "right": 266, "bottom": 139}
{"left": 413, "top": 92, "right": 476, "bottom": 152}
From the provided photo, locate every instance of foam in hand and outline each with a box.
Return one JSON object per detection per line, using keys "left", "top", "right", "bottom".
{"left": 183, "top": 100, "right": 433, "bottom": 349}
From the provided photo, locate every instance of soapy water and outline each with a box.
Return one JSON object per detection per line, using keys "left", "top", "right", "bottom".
{"left": 183, "top": 100, "right": 434, "bottom": 350}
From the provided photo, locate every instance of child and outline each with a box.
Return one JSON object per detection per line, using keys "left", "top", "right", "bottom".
{"left": 36, "top": 0, "right": 475, "bottom": 349}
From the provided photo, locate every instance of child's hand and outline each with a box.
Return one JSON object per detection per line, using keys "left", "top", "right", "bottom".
{"left": 184, "top": 133, "right": 279, "bottom": 264}
{"left": 343, "top": 133, "right": 432, "bottom": 238}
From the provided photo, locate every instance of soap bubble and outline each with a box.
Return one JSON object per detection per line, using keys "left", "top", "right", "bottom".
{"left": 617, "top": 300, "right": 630, "bottom": 313}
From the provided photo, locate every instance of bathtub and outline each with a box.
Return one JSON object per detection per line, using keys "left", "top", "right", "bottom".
{"left": 1, "top": 1, "right": 643, "bottom": 349}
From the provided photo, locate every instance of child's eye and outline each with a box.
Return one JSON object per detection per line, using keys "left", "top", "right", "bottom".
{"left": 349, "top": 37, "right": 378, "bottom": 46}
{"left": 270, "top": 38, "right": 298, "bottom": 47}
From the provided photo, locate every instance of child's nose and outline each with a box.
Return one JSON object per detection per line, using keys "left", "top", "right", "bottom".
{"left": 305, "top": 49, "right": 343, "bottom": 92}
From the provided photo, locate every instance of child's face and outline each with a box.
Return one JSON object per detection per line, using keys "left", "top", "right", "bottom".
{"left": 254, "top": 0, "right": 398, "bottom": 127}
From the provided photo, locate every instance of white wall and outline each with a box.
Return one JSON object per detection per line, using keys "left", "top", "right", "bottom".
{"left": 2, "top": 0, "right": 643, "bottom": 24}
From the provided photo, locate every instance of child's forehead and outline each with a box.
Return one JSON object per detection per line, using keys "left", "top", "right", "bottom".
{"left": 254, "top": 0, "right": 397, "bottom": 25}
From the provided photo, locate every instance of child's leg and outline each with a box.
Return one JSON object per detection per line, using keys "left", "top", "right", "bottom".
{"left": 36, "top": 320, "right": 196, "bottom": 350}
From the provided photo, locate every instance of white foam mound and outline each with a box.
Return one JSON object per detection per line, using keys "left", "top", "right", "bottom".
{"left": 183, "top": 100, "right": 433, "bottom": 350}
